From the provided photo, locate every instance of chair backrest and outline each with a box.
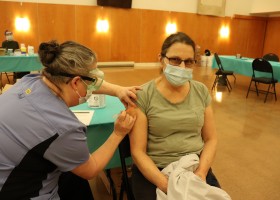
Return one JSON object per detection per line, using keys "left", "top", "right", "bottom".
{"left": 214, "top": 53, "right": 224, "bottom": 71}
{"left": 252, "top": 58, "right": 274, "bottom": 78}
{"left": 119, "top": 135, "right": 132, "bottom": 159}
{"left": 118, "top": 135, "right": 134, "bottom": 200}
{"left": 263, "top": 53, "right": 279, "bottom": 62}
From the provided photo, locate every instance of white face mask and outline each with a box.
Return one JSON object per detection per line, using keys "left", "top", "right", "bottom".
{"left": 163, "top": 64, "right": 193, "bottom": 86}
{"left": 6, "top": 35, "right": 13, "bottom": 41}
{"left": 73, "top": 68, "right": 105, "bottom": 104}
{"left": 75, "top": 90, "right": 92, "bottom": 104}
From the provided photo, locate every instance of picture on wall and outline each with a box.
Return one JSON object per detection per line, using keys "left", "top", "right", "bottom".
{"left": 197, "top": 0, "right": 226, "bottom": 17}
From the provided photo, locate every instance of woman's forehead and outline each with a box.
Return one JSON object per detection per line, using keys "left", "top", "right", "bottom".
{"left": 166, "top": 43, "right": 194, "bottom": 57}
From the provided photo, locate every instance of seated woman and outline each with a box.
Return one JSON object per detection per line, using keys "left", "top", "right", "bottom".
{"left": 130, "top": 32, "right": 220, "bottom": 200}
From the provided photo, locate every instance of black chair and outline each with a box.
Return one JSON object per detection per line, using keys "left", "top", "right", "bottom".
{"left": 246, "top": 58, "right": 278, "bottom": 103}
{"left": 211, "top": 53, "right": 236, "bottom": 92}
{"left": 118, "top": 135, "right": 134, "bottom": 200}
{"left": 263, "top": 53, "right": 279, "bottom": 62}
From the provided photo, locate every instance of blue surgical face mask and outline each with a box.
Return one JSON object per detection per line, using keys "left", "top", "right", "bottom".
{"left": 163, "top": 64, "right": 193, "bottom": 86}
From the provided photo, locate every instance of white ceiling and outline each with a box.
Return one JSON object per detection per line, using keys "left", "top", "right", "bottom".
{"left": 2, "top": 0, "right": 280, "bottom": 17}
{"left": 250, "top": 0, "right": 280, "bottom": 17}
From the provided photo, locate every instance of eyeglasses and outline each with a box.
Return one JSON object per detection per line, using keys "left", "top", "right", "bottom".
{"left": 51, "top": 72, "right": 97, "bottom": 83}
{"left": 164, "top": 56, "right": 196, "bottom": 66}
{"left": 46, "top": 67, "right": 105, "bottom": 91}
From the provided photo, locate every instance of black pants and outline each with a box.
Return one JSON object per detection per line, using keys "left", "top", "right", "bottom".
{"left": 131, "top": 165, "right": 220, "bottom": 200}
{"left": 58, "top": 172, "right": 94, "bottom": 200}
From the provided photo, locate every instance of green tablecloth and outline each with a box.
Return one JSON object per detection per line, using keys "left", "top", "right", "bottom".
{"left": 71, "top": 95, "right": 130, "bottom": 169}
{"left": 212, "top": 55, "right": 280, "bottom": 81}
{"left": 0, "top": 54, "right": 43, "bottom": 72}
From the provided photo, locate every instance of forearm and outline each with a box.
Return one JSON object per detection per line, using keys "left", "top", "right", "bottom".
{"left": 196, "top": 139, "right": 217, "bottom": 177}
{"left": 93, "top": 81, "right": 120, "bottom": 96}
{"left": 133, "top": 151, "right": 168, "bottom": 191}
{"left": 90, "top": 131, "right": 124, "bottom": 174}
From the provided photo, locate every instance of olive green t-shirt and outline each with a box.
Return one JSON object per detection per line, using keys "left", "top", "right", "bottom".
{"left": 136, "top": 80, "right": 211, "bottom": 168}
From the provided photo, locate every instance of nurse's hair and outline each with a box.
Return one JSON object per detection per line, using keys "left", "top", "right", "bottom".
{"left": 39, "top": 40, "right": 96, "bottom": 85}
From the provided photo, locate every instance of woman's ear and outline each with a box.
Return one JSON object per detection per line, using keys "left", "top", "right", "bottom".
{"left": 158, "top": 54, "right": 163, "bottom": 62}
{"left": 158, "top": 54, "right": 165, "bottom": 74}
{"left": 69, "top": 76, "right": 81, "bottom": 90}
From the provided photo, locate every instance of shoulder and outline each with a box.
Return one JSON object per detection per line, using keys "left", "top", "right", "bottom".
{"left": 2, "top": 40, "right": 7, "bottom": 46}
{"left": 21, "top": 75, "right": 85, "bottom": 134}
{"left": 190, "top": 80, "right": 211, "bottom": 106}
{"left": 137, "top": 80, "right": 155, "bottom": 96}
{"left": 190, "top": 80, "right": 208, "bottom": 92}
{"left": 136, "top": 80, "right": 156, "bottom": 110}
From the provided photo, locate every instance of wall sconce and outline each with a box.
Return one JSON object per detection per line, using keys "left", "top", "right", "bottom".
{"left": 96, "top": 19, "right": 109, "bottom": 33}
{"left": 165, "top": 22, "right": 177, "bottom": 35}
{"left": 15, "top": 17, "right": 30, "bottom": 32}
{"left": 219, "top": 25, "right": 229, "bottom": 38}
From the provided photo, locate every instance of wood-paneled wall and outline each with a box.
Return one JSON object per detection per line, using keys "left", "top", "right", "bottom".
{"left": 0, "top": 1, "right": 277, "bottom": 62}
{"left": 263, "top": 17, "right": 280, "bottom": 57}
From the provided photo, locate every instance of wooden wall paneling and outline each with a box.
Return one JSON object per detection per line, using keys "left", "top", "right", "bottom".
{"left": 0, "top": 2, "right": 13, "bottom": 38}
{"left": 110, "top": 8, "right": 141, "bottom": 62}
{"left": 263, "top": 18, "right": 280, "bottom": 57}
{"left": 230, "top": 16, "right": 266, "bottom": 58}
{"left": 37, "top": 4, "right": 76, "bottom": 46}
{"left": 140, "top": 10, "right": 171, "bottom": 62}
{"left": 0, "top": 1, "right": 276, "bottom": 63}
{"left": 0, "top": 2, "right": 38, "bottom": 51}
{"left": 246, "top": 19, "right": 267, "bottom": 58}
{"left": 218, "top": 17, "right": 240, "bottom": 55}
{"left": 176, "top": 12, "right": 198, "bottom": 38}
{"left": 213, "top": 17, "right": 233, "bottom": 55}
{"left": 189, "top": 15, "right": 226, "bottom": 54}
{"left": 75, "top": 6, "right": 111, "bottom": 61}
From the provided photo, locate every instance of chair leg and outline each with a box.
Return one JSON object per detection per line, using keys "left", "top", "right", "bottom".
{"left": 254, "top": 82, "right": 259, "bottom": 96}
{"left": 273, "top": 83, "right": 277, "bottom": 101}
{"left": 225, "top": 77, "right": 232, "bottom": 92}
{"left": 4, "top": 72, "right": 11, "bottom": 84}
{"left": 226, "top": 77, "right": 232, "bottom": 89}
{"left": 246, "top": 80, "right": 253, "bottom": 98}
{"left": 226, "top": 83, "right": 231, "bottom": 92}
{"left": 211, "top": 76, "right": 218, "bottom": 91}
{"left": 264, "top": 84, "right": 271, "bottom": 103}
{"left": 119, "top": 178, "right": 125, "bottom": 200}
{"left": 232, "top": 74, "right": 236, "bottom": 84}
{"left": 105, "top": 169, "right": 117, "bottom": 200}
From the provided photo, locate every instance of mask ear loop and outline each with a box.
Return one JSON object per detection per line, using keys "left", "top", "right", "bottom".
{"left": 74, "top": 89, "right": 82, "bottom": 98}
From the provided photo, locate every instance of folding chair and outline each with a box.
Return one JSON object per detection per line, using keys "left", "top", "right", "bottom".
{"left": 211, "top": 53, "right": 236, "bottom": 92}
{"left": 118, "top": 135, "right": 134, "bottom": 200}
{"left": 246, "top": 58, "right": 278, "bottom": 103}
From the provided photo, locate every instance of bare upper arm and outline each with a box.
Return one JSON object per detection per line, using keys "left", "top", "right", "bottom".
{"left": 201, "top": 105, "right": 217, "bottom": 142}
{"left": 130, "top": 107, "right": 148, "bottom": 156}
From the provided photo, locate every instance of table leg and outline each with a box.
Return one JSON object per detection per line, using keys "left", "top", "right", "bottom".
{"left": 105, "top": 169, "right": 117, "bottom": 200}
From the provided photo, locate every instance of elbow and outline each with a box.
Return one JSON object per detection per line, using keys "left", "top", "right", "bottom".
{"left": 131, "top": 149, "right": 146, "bottom": 166}
{"left": 79, "top": 170, "right": 99, "bottom": 180}
{"left": 84, "top": 174, "right": 97, "bottom": 180}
